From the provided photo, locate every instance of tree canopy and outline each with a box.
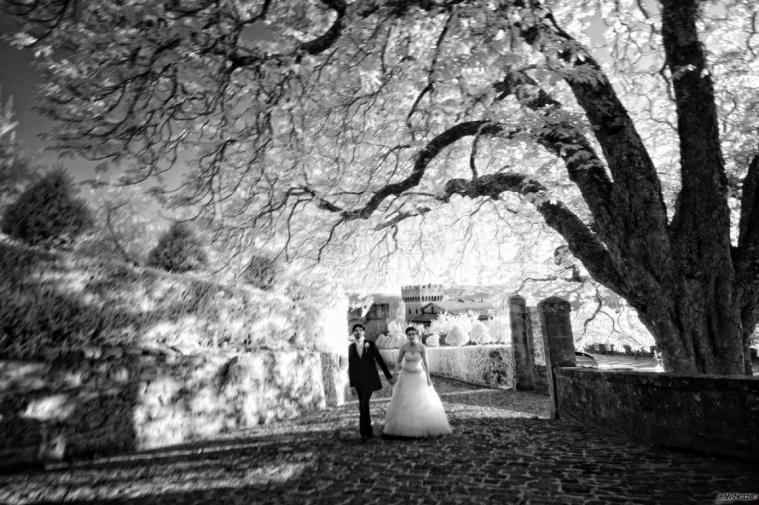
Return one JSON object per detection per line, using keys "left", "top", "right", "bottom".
{"left": 5, "top": 0, "right": 759, "bottom": 374}
{"left": 1, "top": 168, "right": 93, "bottom": 246}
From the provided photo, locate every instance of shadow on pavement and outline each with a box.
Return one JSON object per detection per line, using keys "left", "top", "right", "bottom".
{"left": 2, "top": 386, "right": 756, "bottom": 505}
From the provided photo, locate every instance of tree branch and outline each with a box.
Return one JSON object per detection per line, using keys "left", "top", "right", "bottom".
{"left": 662, "top": 0, "right": 732, "bottom": 257}
{"left": 300, "top": 0, "right": 348, "bottom": 56}
{"left": 441, "top": 173, "right": 629, "bottom": 298}
{"left": 511, "top": 1, "right": 673, "bottom": 282}
{"left": 104, "top": 203, "right": 140, "bottom": 267}
{"left": 493, "top": 70, "right": 621, "bottom": 251}
{"left": 341, "top": 120, "right": 501, "bottom": 220}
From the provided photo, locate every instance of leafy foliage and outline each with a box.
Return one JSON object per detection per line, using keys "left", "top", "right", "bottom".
{"left": 470, "top": 320, "right": 492, "bottom": 344}
{"left": 76, "top": 183, "right": 165, "bottom": 266}
{"left": 484, "top": 313, "right": 511, "bottom": 345}
{"left": 445, "top": 324, "right": 469, "bottom": 347}
{"left": 1, "top": 169, "right": 93, "bottom": 247}
{"left": 0, "top": 240, "right": 346, "bottom": 359}
{"left": 381, "top": 320, "right": 406, "bottom": 349}
{"left": 147, "top": 222, "right": 208, "bottom": 273}
{"left": 242, "top": 254, "right": 279, "bottom": 290}
{"left": 429, "top": 311, "right": 478, "bottom": 340}
{"left": 425, "top": 333, "right": 440, "bottom": 347}
{"left": 8, "top": 0, "right": 759, "bottom": 373}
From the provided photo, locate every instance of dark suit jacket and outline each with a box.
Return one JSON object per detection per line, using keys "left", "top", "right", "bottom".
{"left": 348, "top": 339, "right": 392, "bottom": 392}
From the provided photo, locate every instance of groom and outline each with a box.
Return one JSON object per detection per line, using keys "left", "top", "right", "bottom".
{"left": 348, "top": 323, "right": 393, "bottom": 442}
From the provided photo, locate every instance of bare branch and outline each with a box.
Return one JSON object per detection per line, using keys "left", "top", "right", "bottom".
{"left": 405, "top": 10, "right": 456, "bottom": 134}
{"left": 582, "top": 287, "right": 603, "bottom": 336}
{"left": 301, "top": 0, "right": 348, "bottom": 56}
{"left": 341, "top": 120, "right": 501, "bottom": 220}
{"left": 104, "top": 203, "right": 140, "bottom": 267}
{"left": 440, "top": 173, "right": 629, "bottom": 298}
{"left": 373, "top": 206, "right": 432, "bottom": 231}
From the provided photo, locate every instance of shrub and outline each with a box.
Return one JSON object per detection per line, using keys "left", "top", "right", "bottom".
{"left": 381, "top": 320, "right": 405, "bottom": 349}
{"left": 425, "top": 333, "right": 440, "bottom": 347}
{"left": 470, "top": 321, "right": 493, "bottom": 344}
{"left": 430, "top": 311, "right": 477, "bottom": 336}
{"left": 486, "top": 314, "right": 511, "bottom": 344}
{"left": 147, "top": 222, "right": 208, "bottom": 273}
{"left": 375, "top": 332, "right": 388, "bottom": 348}
{"left": 1, "top": 169, "right": 93, "bottom": 247}
{"left": 242, "top": 254, "right": 278, "bottom": 290}
{"left": 76, "top": 184, "right": 164, "bottom": 265}
{"left": 445, "top": 324, "right": 469, "bottom": 346}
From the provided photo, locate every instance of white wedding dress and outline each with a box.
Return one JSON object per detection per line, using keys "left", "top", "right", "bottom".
{"left": 383, "top": 349, "right": 452, "bottom": 437}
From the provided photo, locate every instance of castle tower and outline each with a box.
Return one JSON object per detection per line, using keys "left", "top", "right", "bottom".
{"left": 401, "top": 284, "right": 444, "bottom": 323}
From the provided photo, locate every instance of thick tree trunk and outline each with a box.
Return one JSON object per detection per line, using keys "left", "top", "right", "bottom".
{"left": 739, "top": 302, "right": 759, "bottom": 375}
{"left": 632, "top": 281, "right": 747, "bottom": 375}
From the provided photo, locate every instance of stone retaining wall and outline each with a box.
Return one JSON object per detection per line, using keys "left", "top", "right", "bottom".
{"left": 379, "top": 346, "right": 512, "bottom": 388}
{"left": 554, "top": 367, "right": 759, "bottom": 460}
{"left": 0, "top": 347, "right": 347, "bottom": 470}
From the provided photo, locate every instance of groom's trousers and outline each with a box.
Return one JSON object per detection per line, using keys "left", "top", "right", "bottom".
{"left": 356, "top": 388, "right": 373, "bottom": 438}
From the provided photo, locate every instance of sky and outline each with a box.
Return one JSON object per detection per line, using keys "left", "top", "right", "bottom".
{"left": 1, "top": 13, "right": 129, "bottom": 185}
{"left": 0, "top": 13, "right": 48, "bottom": 152}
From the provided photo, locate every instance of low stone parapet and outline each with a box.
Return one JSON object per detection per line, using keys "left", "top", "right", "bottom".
{"left": 554, "top": 367, "right": 759, "bottom": 460}
{"left": 379, "top": 345, "right": 513, "bottom": 388}
{"left": 0, "top": 347, "right": 347, "bottom": 470}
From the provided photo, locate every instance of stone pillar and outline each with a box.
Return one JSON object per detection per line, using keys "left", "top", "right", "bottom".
{"left": 538, "top": 296, "right": 576, "bottom": 418}
{"left": 527, "top": 306, "right": 549, "bottom": 395}
{"left": 509, "top": 295, "right": 534, "bottom": 391}
{"left": 527, "top": 307, "right": 545, "bottom": 366}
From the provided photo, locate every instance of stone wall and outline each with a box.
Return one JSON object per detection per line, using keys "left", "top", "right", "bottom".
{"left": 554, "top": 367, "right": 759, "bottom": 460}
{"left": 0, "top": 347, "right": 347, "bottom": 470}
{"left": 379, "top": 346, "right": 512, "bottom": 388}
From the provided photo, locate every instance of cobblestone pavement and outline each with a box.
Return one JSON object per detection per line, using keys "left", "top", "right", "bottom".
{"left": 1, "top": 377, "right": 756, "bottom": 505}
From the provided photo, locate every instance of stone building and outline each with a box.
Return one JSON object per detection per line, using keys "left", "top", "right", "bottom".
{"left": 347, "top": 285, "right": 496, "bottom": 337}
{"left": 401, "top": 284, "right": 444, "bottom": 322}
{"left": 408, "top": 299, "right": 494, "bottom": 327}
{"left": 402, "top": 284, "right": 493, "bottom": 327}
{"left": 347, "top": 294, "right": 404, "bottom": 340}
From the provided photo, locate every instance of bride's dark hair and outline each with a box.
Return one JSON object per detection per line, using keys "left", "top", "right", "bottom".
{"left": 405, "top": 326, "right": 418, "bottom": 335}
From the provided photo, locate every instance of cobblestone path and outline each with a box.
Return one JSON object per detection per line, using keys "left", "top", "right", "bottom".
{"left": 1, "top": 378, "right": 756, "bottom": 505}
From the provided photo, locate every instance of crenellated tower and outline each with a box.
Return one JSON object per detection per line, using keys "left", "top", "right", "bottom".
{"left": 401, "top": 284, "right": 444, "bottom": 322}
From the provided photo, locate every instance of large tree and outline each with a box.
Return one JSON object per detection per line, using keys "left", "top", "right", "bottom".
{"left": 5, "top": 0, "right": 759, "bottom": 374}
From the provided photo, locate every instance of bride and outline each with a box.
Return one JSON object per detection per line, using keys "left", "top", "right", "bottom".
{"left": 383, "top": 326, "right": 452, "bottom": 437}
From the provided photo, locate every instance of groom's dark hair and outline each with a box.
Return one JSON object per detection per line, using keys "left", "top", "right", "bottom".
{"left": 405, "top": 326, "right": 418, "bottom": 335}
{"left": 352, "top": 323, "right": 365, "bottom": 331}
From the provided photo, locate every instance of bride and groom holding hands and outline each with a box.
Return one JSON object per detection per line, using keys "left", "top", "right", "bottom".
{"left": 348, "top": 323, "right": 452, "bottom": 441}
